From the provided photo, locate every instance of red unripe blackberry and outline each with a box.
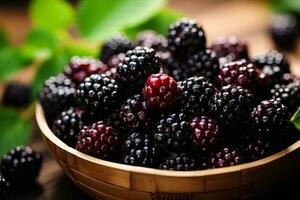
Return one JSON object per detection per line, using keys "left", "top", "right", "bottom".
{"left": 76, "top": 121, "right": 119, "bottom": 160}
{"left": 168, "top": 18, "right": 206, "bottom": 57}
{"left": 159, "top": 152, "right": 197, "bottom": 171}
{"left": 135, "top": 30, "right": 167, "bottom": 51}
{"left": 190, "top": 116, "right": 221, "bottom": 154}
{"left": 143, "top": 73, "right": 178, "bottom": 110}
{"left": 64, "top": 56, "right": 108, "bottom": 84}
{"left": 210, "top": 147, "right": 245, "bottom": 168}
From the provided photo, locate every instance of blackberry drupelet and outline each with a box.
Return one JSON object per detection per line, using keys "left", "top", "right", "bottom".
{"left": 179, "top": 76, "right": 216, "bottom": 115}
{"left": 77, "top": 74, "right": 120, "bottom": 114}
{"left": 251, "top": 99, "right": 290, "bottom": 138}
{"left": 1, "top": 146, "right": 42, "bottom": 186}
{"left": 281, "top": 73, "right": 298, "bottom": 85}
{"left": 209, "top": 85, "right": 254, "bottom": 129}
{"left": 39, "top": 74, "right": 76, "bottom": 119}
{"left": 135, "top": 30, "right": 167, "bottom": 51}
{"left": 123, "top": 132, "right": 158, "bottom": 167}
{"left": 154, "top": 112, "right": 190, "bottom": 152}
{"left": 210, "top": 147, "right": 245, "bottom": 168}
{"left": 159, "top": 152, "right": 197, "bottom": 171}
{"left": 76, "top": 121, "right": 119, "bottom": 160}
{"left": 3, "top": 83, "right": 32, "bottom": 107}
{"left": 52, "top": 107, "right": 82, "bottom": 147}
{"left": 143, "top": 74, "right": 178, "bottom": 110}
{"left": 100, "top": 34, "right": 132, "bottom": 63}
{"left": 106, "top": 53, "right": 125, "bottom": 69}
{"left": 116, "top": 46, "right": 161, "bottom": 88}
{"left": 120, "top": 94, "right": 151, "bottom": 130}
{"left": 64, "top": 56, "right": 108, "bottom": 84}
{"left": 0, "top": 176, "right": 9, "bottom": 200}
{"left": 168, "top": 18, "right": 206, "bottom": 57}
{"left": 190, "top": 116, "right": 221, "bottom": 154}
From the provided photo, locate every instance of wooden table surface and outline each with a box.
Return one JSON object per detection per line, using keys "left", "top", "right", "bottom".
{"left": 2, "top": 0, "right": 300, "bottom": 199}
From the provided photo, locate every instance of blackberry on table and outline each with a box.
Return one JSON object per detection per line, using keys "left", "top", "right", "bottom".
{"left": 100, "top": 34, "right": 132, "bottom": 63}
{"left": 1, "top": 146, "right": 42, "bottom": 186}
{"left": 76, "top": 121, "right": 119, "bottom": 160}
{"left": 52, "top": 107, "right": 82, "bottom": 147}
{"left": 77, "top": 74, "right": 120, "bottom": 114}
{"left": 0, "top": 176, "right": 9, "bottom": 200}
{"left": 210, "top": 147, "right": 245, "bottom": 168}
{"left": 159, "top": 152, "right": 197, "bottom": 171}
{"left": 168, "top": 18, "right": 206, "bottom": 57}
{"left": 116, "top": 46, "right": 161, "bottom": 88}
{"left": 2, "top": 83, "right": 32, "bottom": 107}
{"left": 179, "top": 76, "right": 216, "bottom": 115}
{"left": 143, "top": 74, "right": 178, "bottom": 110}
{"left": 123, "top": 132, "right": 159, "bottom": 167}
{"left": 135, "top": 30, "right": 167, "bottom": 51}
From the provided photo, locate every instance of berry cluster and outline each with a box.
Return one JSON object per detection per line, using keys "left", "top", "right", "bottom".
{"left": 39, "top": 18, "right": 300, "bottom": 171}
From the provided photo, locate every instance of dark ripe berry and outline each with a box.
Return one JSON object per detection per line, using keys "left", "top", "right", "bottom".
{"left": 3, "top": 83, "right": 32, "bottom": 107}
{"left": 179, "top": 76, "right": 216, "bottom": 115}
{"left": 0, "top": 176, "right": 9, "bottom": 200}
{"left": 167, "top": 18, "right": 206, "bottom": 57}
{"left": 217, "top": 59, "right": 260, "bottom": 90}
{"left": 281, "top": 73, "right": 298, "bottom": 85}
{"left": 39, "top": 74, "right": 76, "bottom": 119}
{"left": 269, "top": 14, "right": 298, "bottom": 51}
{"left": 154, "top": 112, "right": 190, "bottom": 152}
{"left": 64, "top": 56, "right": 108, "bottom": 84}
{"left": 271, "top": 82, "right": 300, "bottom": 113}
{"left": 76, "top": 121, "right": 119, "bottom": 160}
{"left": 135, "top": 30, "right": 167, "bottom": 51}
{"left": 120, "top": 94, "right": 151, "bottom": 130}
{"left": 209, "top": 85, "right": 254, "bottom": 129}
{"left": 106, "top": 53, "right": 125, "bottom": 69}
{"left": 116, "top": 46, "right": 161, "bottom": 88}
{"left": 123, "top": 132, "right": 159, "bottom": 167}
{"left": 1, "top": 146, "right": 42, "bottom": 186}
{"left": 186, "top": 49, "right": 220, "bottom": 82}
{"left": 162, "top": 52, "right": 189, "bottom": 81}
{"left": 52, "top": 107, "right": 82, "bottom": 147}
{"left": 159, "top": 152, "right": 197, "bottom": 171}
{"left": 251, "top": 99, "right": 290, "bottom": 139}
{"left": 211, "top": 36, "right": 249, "bottom": 66}
{"left": 190, "top": 116, "right": 221, "bottom": 154}
{"left": 100, "top": 34, "right": 132, "bottom": 63}
{"left": 143, "top": 74, "right": 178, "bottom": 110}
{"left": 210, "top": 147, "right": 245, "bottom": 168}
{"left": 77, "top": 74, "right": 120, "bottom": 114}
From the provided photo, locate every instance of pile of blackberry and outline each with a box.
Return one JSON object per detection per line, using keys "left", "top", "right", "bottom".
{"left": 39, "top": 18, "right": 300, "bottom": 171}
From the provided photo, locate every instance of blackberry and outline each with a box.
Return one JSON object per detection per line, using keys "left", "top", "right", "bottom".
{"left": 143, "top": 74, "right": 178, "bottom": 110}
{"left": 210, "top": 147, "right": 245, "bottom": 168}
{"left": 2, "top": 83, "right": 32, "bottom": 107}
{"left": 1, "top": 146, "right": 42, "bottom": 186}
{"left": 168, "top": 18, "right": 206, "bottom": 57}
{"left": 39, "top": 74, "right": 76, "bottom": 119}
{"left": 281, "top": 73, "right": 298, "bottom": 84}
{"left": 271, "top": 82, "right": 300, "bottom": 113}
{"left": 76, "top": 121, "right": 119, "bottom": 160}
{"left": 162, "top": 52, "right": 189, "bottom": 81}
{"left": 0, "top": 176, "right": 9, "bottom": 200}
{"left": 100, "top": 34, "right": 132, "bottom": 63}
{"left": 120, "top": 94, "right": 151, "bottom": 130}
{"left": 209, "top": 85, "right": 254, "bottom": 129}
{"left": 217, "top": 59, "right": 260, "bottom": 90}
{"left": 251, "top": 99, "right": 290, "bottom": 139}
{"left": 77, "top": 74, "right": 120, "bottom": 114}
{"left": 64, "top": 56, "right": 108, "bottom": 84}
{"left": 106, "top": 53, "right": 125, "bottom": 69}
{"left": 116, "top": 46, "right": 161, "bottom": 88}
{"left": 135, "top": 30, "right": 167, "bottom": 51}
{"left": 179, "top": 76, "right": 216, "bottom": 115}
{"left": 52, "top": 107, "right": 82, "bottom": 147}
{"left": 123, "top": 132, "right": 158, "bottom": 167}
{"left": 159, "top": 152, "right": 197, "bottom": 171}
{"left": 154, "top": 112, "right": 190, "bottom": 152}
{"left": 186, "top": 49, "right": 220, "bottom": 82}
{"left": 269, "top": 14, "right": 298, "bottom": 51}
{"left": 190, "top": 116, "right": 221, "bottom": 154}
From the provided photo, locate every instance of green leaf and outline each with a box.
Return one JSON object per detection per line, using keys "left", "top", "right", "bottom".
{"left": 270, "top": 0, "right": 300, "bottom": 13}
{"left": 30, "top": 0, "right": 74, "bottom": 31}
{"left": 0, "top": 47, "right": 24, "bottom": 81}
{"left": 77, "top": 0, "right": 166, "bottom": 41}
{"left": 0, "top": 108, "right": 30, "bottom": 157}
{"left": 0, "top": 29, "right": 9, "bottom": 48}
{"left": 291, "top": 107, "right": 300, "bottom": 130}
{"left": 65, "top": 42, "right": 99, "bottom": 58}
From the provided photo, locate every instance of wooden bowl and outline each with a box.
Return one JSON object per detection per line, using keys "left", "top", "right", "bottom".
{"left": 36, "top": 103, "right": 300, "bottom": 200}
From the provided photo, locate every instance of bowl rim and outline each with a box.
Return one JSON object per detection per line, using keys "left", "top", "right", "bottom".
{"left": 36, "top": 103, "right": 300, "bottom": 178}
